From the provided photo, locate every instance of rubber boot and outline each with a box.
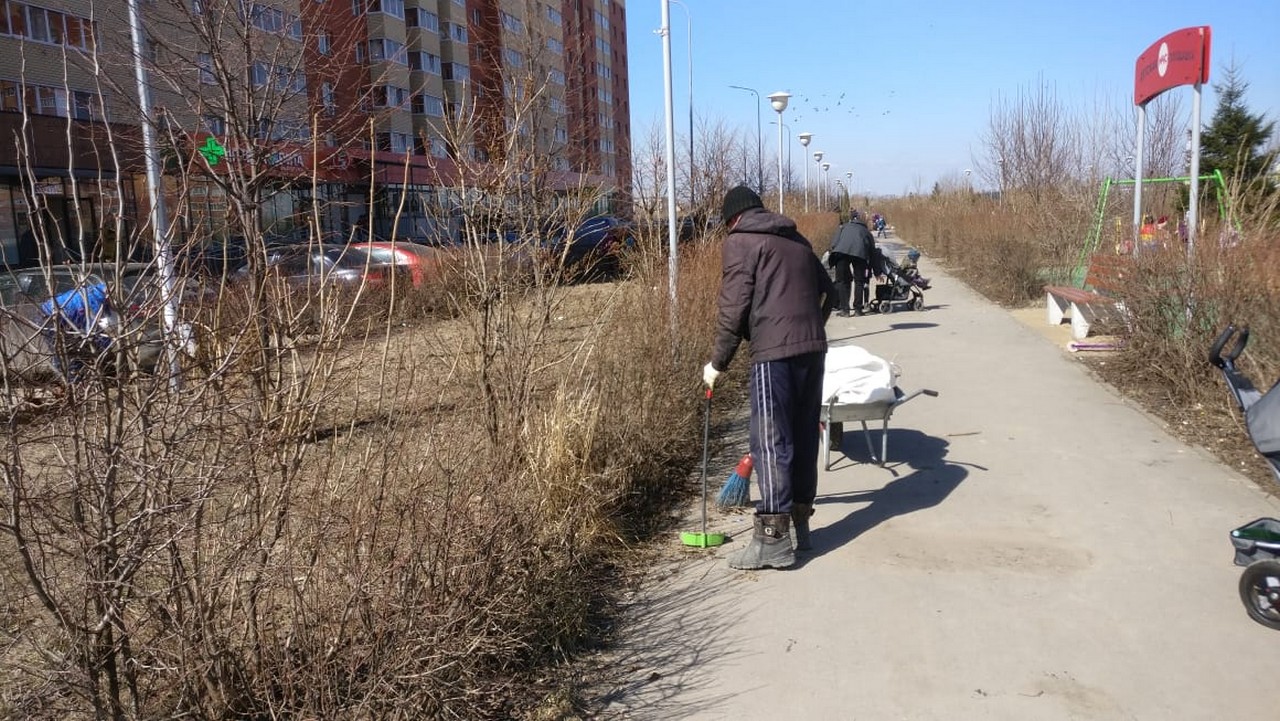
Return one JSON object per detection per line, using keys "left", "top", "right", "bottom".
{"left": 728, "top": 514, "right": 795, "bottom": 570}
{"left": 791, "top": 503, "right": 814, "bottom": 552}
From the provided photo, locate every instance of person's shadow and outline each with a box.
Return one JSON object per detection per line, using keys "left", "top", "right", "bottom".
{"left": 802, "top": 428, "right": 974, "bottom": 564}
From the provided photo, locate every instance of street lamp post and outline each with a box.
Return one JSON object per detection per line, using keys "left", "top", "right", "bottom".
{"left": 822, "top": 162, "right": 831, "bottom": 210}
{"left": 845, "top": 171, "right": 852, "bottom": 207}
{"left": 798, "top": 132, "right": 812, "bottom": 212}
{"left": 767, "top": 91, "right": 790, "bottom": 213}
{"left": 126, "top": 0, "right": 181, "bottom": 389}
{"left": 669, "top": 0, "right": 694, "bottom": 216}
{"left": 813, "top": 150, "right": 824, "bottom": 208}
{"left": 730, "top": 85, "right": 763, "bottom": 191}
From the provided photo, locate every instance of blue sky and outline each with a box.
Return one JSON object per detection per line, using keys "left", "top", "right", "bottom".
{"left": 624, "top": 0, "right": 1280, "bottom": 196}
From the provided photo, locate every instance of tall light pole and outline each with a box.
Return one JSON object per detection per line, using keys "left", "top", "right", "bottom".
{"left": 813, "top": 150, "right": 824, "bottom": 208}
{"left": 669, "top": 0, "right": 694, "bottom": 216}
{"left": 730, "top": 84, "right": 762, "bottom": 190}
{"left": 798, "top": 132, "right": 813, "bottom": 212}
{"left": 767, "top": 91, "right": 790, "bottom": 213}
{"left": 822, "top": 162, "right": 831, "bottom": 210}
{"left": 660, "top": 0, "right": 678, "bottom": 308}
{"left": 126, "top": 0, "right": 181, "bottom": 389}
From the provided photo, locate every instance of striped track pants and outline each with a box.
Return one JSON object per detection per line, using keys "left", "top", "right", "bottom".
{"left": 750, "top": 351, "right": 825, "bottom": 515}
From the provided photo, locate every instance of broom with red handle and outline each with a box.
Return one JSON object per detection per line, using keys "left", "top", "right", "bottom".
{"left": 715, "top": 452, "right": 753, "bottom": 509}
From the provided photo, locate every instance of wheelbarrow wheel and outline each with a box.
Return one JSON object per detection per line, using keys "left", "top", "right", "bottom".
{"left": 1239, "top": 559, "right": 1280, "bottom": 630}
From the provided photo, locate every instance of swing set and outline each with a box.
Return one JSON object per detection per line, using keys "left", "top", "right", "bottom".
{"left": 1071, "top": 168, "right": 1237, "bottom": 287}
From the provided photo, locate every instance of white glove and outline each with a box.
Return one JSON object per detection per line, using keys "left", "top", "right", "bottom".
{"left": 703, "top": 363, "right": 721, "bottom": 389}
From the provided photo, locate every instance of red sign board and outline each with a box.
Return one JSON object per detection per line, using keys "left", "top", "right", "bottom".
{"left": 1134, "top": 26, "right": 1211, "bottom": 106}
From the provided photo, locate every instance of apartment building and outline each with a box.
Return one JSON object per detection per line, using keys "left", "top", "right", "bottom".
{"left": 0, "top": 0, "right": 630, "bottom": 264}
{"left": 309, "top": 0, "right": 632, "bottom": 240}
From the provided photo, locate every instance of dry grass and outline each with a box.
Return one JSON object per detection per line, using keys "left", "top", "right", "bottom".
{"left": 0, "top": 236, "right": 730, "bottom": 719}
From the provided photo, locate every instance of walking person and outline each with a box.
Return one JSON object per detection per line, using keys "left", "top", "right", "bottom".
{"left": 828, "top": 210, "right": 877, "bottom": 316}
{"left": 703, "top": 186, "right": 836, "bottom": 569}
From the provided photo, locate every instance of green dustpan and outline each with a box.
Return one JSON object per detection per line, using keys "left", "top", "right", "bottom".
{"left": 681, "top": 531, "right": 726, "bottom": 547}
{"left": 682, "top": 389, "right": 728, "bottom": 549}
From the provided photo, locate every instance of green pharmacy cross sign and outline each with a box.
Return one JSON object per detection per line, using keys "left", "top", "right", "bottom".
{"left": 198, "top": 136, "right": 226, "bottom": 165}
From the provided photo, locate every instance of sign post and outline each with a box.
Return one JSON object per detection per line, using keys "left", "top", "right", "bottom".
{"left": 1132, "top": 26, "right": 1211, "bottom": 256}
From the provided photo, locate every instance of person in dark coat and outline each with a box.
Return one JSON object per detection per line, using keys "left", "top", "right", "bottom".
{"left": 703, "top": 186, "right": 837, "bottom": 568}
{"left": 827, "top": 210, "right": 877, "bottom": 316}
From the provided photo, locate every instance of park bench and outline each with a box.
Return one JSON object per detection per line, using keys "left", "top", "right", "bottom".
{"left": 1044, "top": 254, "right": 1132, "bottom": 340}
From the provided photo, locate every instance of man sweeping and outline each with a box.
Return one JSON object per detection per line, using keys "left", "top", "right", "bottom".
{"left": 703, "top": 186, "right": 836, "bottom": 569}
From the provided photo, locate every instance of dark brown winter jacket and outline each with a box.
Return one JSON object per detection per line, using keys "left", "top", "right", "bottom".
{"left": 710, "top": 208, "right": 836, "bottom": 371}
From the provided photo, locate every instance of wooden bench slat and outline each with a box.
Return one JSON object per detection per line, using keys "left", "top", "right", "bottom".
{"left": 1044, "top": 253, "right": 1133, "bottom": 341}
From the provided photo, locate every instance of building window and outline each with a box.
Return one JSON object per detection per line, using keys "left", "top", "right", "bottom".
{"left": 443, "top": 63, "right": 469, "bottom": 83}
{"left": 197, "top": 53, "right": 215, "bottom": 84}
{"left": 500, "top": 11, "right": 522, "bottom": 33}
{"left": 410, "top": 51, "right": 441, "bottom": 74}
{"left": 599, "top": 88, "right": 613, "bottom": 104}
{"left": 592, "top": 9, "right": 608, "bottom": 31}
{"left": 368, "top": 38, "right": 406, "bottom": 65}
{"left": 546, "top": 37, "right": 563, "bottom": 55}
{"left": 411, "top": 93, "right": 444, "bottom": 117}
{"left": 502, "top": 47, "right": 523, "bottom": 68}
{"left": 444, "top": 22, "right": 467, "bottom": 43}
{"left": 595, "top": 37, "right": 610, "bottom": 55}
{"left": 547, "top": 69, "right": 565, "bottom": 86}
{"left": 406, "top": 8, "right": 438, "bottom": 31}
{"left": 595, "top": 62, "right": 611, "bottom": 81}
{"left": 354, "top": 0, "right": 404, "bottom": 19}
{"left": 430, "top": 137, "right": 449, "bottom": 158}
{"left": 317, "top": 32, "right": 331, "bottom": 55}
{"left": 321, "top": 82, "right": 336, "bottom": 115}
{"left": 548, "top": 97, "right": 565, "bottom": 114}
{"left": 372, "top": 84, "right": 408, "bottom": 108}
{"left": 202, "top": 114, "right": 225, "bottom": 135}
{"left": 545, "top": 4, "right": 562, "bottom": 26}
{"left": 377, "top": 131, "right": 413, "bottom": 154}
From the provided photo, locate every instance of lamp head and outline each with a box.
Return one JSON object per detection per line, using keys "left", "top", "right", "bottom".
{"left": 814, "top": 150, "right": 824, "bottom": 162}
{"left": 767, "top": 91, "right": 791, "bottom": 113}
{"left": 822, "top": 162, "right": 830, "bottom": 171}
{"left": 846, "top": 172, "right": 852, "bottom": 179}
{"left": 798, "top": 132, "right": 813, "bottom": 147}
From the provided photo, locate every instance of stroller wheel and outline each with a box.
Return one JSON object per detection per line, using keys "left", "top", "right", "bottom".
{"left": 868, "top": 300, "right": 880, "bottom": 314}
{"left": 912, "top": 296, "right": 924, "bottom": 311}
{"left": 1239, "top": 559, "right": 1280, "bottom": 630}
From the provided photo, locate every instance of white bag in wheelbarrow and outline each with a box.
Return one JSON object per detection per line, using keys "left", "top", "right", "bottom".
{"left": 822, "top": 344, "right": 897, "bottom": 405}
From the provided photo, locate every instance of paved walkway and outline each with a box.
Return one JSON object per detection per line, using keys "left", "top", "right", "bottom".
{"left": 584, "top": 238, "right": 1280, "bottom": 719}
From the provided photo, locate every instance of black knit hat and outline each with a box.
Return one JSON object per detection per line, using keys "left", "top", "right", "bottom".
{"left": 721, "top": 185, "right": 763, "bottom": 225}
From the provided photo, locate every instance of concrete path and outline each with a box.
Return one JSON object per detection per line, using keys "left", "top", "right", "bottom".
{"left": 584, "top": 238, "right": 1280, "bottom": 719}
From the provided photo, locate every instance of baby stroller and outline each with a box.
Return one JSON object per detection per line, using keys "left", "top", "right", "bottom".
{"left": 1210, "top": 326, "right": 1280, "bottom": 630}
{"left": 868, "top": 248, "right": 930, "bottom": 313}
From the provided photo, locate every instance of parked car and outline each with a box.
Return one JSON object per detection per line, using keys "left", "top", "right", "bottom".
{"left": 347, "top": 240, "right": 442, "bottom": 287}
{"left": 233, "top": 244, "right": 394, "bottom": 289}
{"left": 540, "top": 216, "right": 634, "bottom": 281}
{"left": 0, "top": 263, "right": 187, "bottom": 380}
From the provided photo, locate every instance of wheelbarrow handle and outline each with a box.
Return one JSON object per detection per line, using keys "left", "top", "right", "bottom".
{"left": 1209, "top": 325, "right": 1249, "bottom": 369}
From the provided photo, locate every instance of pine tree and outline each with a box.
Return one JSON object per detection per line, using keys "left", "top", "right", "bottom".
{"left": 1200, "top": 60, "right": 1276, "bottom": 190}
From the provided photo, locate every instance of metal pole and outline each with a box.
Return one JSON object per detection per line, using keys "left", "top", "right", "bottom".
{"left": 1132, "top": 104, "right": 1146, "bottom": 254}
{"left": 670, "top": 0, "right": 693, "bottom": 218}
{"left": 1188, "top": 81, "right": 1202, "bottom": 257}
{"left": 803, "top": 153, "right": 808, "bottom": 212}
{"left": 775, "top": 115, "right": 784, "bottom": 212}
{"left": 126, "top": 0, "right": 180, "bottom": 390}
{"left": 660, "top": 1, "right": 679, "bottom": 311}
{"left": 731, "top": 85, "right": 761, "bottom": 190}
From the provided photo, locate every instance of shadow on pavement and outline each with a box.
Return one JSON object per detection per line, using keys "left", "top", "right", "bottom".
{"left": 576, "top": 555, "right": 755, "bottom": 718}
{"left": 830, "top": 321, "right": 939, "bottom": 344}
{"left": 804, "top": 429, "right": 969, "bottom": 563}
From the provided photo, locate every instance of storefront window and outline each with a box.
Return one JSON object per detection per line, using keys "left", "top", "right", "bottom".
{"left": 0, "top": 186, "right": 16, "bottom": 267}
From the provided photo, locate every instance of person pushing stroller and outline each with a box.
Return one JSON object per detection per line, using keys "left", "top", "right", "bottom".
{"left": 828, "top": 210, "right": 877, "bottom": 316}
